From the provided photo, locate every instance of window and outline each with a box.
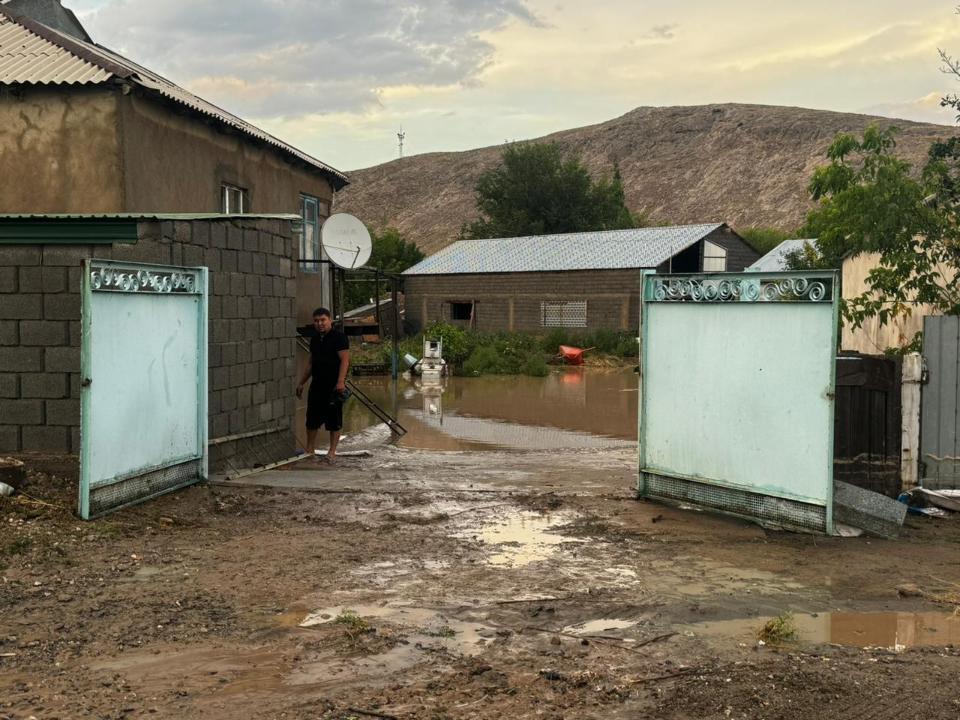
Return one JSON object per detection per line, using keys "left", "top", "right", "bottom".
{"left": 703, "top": 240, "right": 727, "bottom": 272}
{"left": 299, "top": 195, "right": 329, "bottom": 273}
{"left": 450, "top": 302, "right": 473, "bottom": 321}
{"left": 221, "top": 183, "right": 247, "bottom": 213}
{"left": 541, "top": 301, "right": 587, "bottom": 328}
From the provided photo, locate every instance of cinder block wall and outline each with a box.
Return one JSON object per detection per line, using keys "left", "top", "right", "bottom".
{"left": 0, "top": 218, "right": 298, "bottom": 470}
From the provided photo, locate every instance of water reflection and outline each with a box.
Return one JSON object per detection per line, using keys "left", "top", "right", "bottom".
{"left": 296, "top": 369, "right": 638, "bottom": 452}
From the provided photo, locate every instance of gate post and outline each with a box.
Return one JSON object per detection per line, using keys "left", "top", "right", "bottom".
{"left": 901, "top": 352, "right": 923, "bottom": 490}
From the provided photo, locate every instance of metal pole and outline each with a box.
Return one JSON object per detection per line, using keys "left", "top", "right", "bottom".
{"left": 337, "top": 267, "right": 346, "bottom": 331}
{"left": 374, "top": 268, "right": 381, "bottom": 341}
{"left": 391, "top": 278, "right": 399, "bottom": 380}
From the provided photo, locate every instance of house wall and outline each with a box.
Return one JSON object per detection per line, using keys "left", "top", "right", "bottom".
{"left": 0, "top": 217, "right": 299, "bottom": 471}
{"left": 0, "top": 86, "right": 123, "bottom": 212}
{"left": 403, "top": 269, "right": 642, "bottom": 333}
{"left": 840, "top": 251, "right": 940, "bottom": 353}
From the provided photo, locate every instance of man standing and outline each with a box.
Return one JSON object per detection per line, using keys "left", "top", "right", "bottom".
{"left": 296, "top": 307, "right": 350, "bottom": 464}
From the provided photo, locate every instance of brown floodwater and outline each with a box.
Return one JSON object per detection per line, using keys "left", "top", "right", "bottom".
{"left": 310, "top": 369, "right": 640, "bottom": 452}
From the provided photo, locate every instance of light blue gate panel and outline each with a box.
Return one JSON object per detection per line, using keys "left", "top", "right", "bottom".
{"left": 639, "top": 273, "right": 838, "bottom": 534}
{"left": 80, "top": 261, "right": 208, "bottom": 519}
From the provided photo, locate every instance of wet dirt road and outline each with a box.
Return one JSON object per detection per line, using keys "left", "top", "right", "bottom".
{"left": 4, "top": 444, "right": 960, "bottom": 719}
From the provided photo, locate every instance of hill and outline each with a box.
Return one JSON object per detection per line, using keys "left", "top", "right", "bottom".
{"left": 333, "top": 104, "right": 959, "bottom": 256}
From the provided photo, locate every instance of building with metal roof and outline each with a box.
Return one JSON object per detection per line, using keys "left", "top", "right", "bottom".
{"left": 0, "top": 0, "right": 345, "bottom": 320}
{"left": 403, "top": 224, "right": 760, "bottom": 333}
{"left": 746, "top": 238, "right": 819, "bottom": 273}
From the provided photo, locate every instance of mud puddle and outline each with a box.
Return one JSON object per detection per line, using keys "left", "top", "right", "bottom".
{"left": 563, "top": 618, "right": 638, "bottom": 636}
{"left": 681, "top": 610, "right": 960, "bottom": 650}
{"left": 455, "top": 509, "right": 585, "bottom": 567}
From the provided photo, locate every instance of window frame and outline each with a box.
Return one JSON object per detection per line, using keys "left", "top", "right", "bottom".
{"left": 220, "top": 183, "right": 248, "bottom": 214}
{"left": 702, "top": 239, "right": 728, "bottom": 272}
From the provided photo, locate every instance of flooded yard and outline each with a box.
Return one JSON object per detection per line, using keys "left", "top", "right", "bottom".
{"left": 298, "top": 368, "right": 639, "bottom": 452}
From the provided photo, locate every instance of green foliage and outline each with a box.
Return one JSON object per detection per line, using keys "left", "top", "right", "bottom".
{"left": 4, "top": 537, "right": 32, "bottom": 556}
{"left": 757, "top": 612, "right": 798, "bottom": 644}
{"left": 462, "top": 143, "right": 645, "bottom": 239}
{"left": 800, "top": 124, "right": 960, "bottom": 336}
{"left": 343, "top": 227, "right": 425, "bottom": 311}
{"left": 334, "top": 609, "right": 370, "bottom": 632}
{"left": 738, "top": 227, "right": 795, "bottom": 255}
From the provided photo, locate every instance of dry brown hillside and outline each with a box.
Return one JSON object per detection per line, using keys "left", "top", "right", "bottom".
{"left": 334, "top": 103, "right": 959, "bottom": 255}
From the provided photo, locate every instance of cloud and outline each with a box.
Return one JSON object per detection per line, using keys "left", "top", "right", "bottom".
{"left": 645, "top": 23, "right": 677, "bottom": 40}
{"left": 79, "top": 0, "right": 540, "bottom": 117}
{"left": 863, "top": 91, "right": 957, "bottom": 125}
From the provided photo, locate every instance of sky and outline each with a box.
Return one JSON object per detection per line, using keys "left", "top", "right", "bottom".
{"left": 61, "top": 0, "right": 960, "bottom": 171}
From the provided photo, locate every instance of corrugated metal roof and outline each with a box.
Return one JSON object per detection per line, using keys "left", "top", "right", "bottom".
{"left": 746, "top": 239, "right": 818, "bottom": 272}
{"left": 0, "top": 7, "right": 348, "bottom": 188}
{"left": 403, "top": 224, "right": 725, "bottom": 275}
{"left": 0, "top": 212, "right": 301, "bottom": 221}
{"left": 0, "top": 15, "right": 109, "bottom": 83}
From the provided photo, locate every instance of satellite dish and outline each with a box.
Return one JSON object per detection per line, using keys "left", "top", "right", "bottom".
{"left": 321, "top": 213, "right": 372, "bottom": 269}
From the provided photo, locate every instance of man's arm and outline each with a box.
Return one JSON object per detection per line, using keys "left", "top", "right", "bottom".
{"left": 296, "top": 359, "right": 312, "bottom": 398}
{"left": 335, "top": 349, "right": 350, "bottom": 393}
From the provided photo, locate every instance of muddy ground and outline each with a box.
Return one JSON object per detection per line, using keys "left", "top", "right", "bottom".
{"left": 3, "top": 445, "right": 960, "bottom": 719}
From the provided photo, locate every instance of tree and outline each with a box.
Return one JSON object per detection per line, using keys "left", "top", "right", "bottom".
{"left": 738, "top": 226, "right": 798, "bottom": 255}
{"left": 800, "top": 125, "right": 960, "bottom": 342}
{"left": 342, "top": 227, "right": 425, "bottom": 311}
{"left": 461, "top": 142, "right": 644, "bottom": 239}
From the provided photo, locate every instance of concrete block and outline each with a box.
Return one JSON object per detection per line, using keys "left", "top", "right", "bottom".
{"left": 0, "top": 425, "right": 20, "bottom": 451}
{"left": 22, "top": 425, "right": 70, "bottom": 453}
{"left": 42, "top": 267, "right": 67, "bottom": 293}
{"left": 212, "top": 272, "right": 230, "bottom": 297}
{"left": 212, "top": 319, "right": 230, "bottom": 344}
{"left": 257, "top": 319, "right": 271, "bottom": 340}
{"left": 0, "top": 346, "right": 43, "bottom": 371}
{"left": 237, "top": 251, "right": 252, "bottom": 274}
{"left": 208, "top": 343, "right": 222, "bottom": 368}
{"left": 0, "top": 246, "right": 41, "bottom": 265}
{"left": 221, "top": 296, "right": 238, "bottom": 320}
{"left": 231, "top": 273, "right": 246, "bottom": 296}
{"left": 17, "top": 266, "right": 41, "bottom": 293}
{"left": 237, "top": 296, "right": 252, "bottom": 319}
{"left": 159, "top": 220, "right": 176, "bottom": 242}
{"left": 20, "top": 320, "right": 68, "bottom": 346}
{"left": 204, "top": 248, "right": 221, "bottom": 273}
{"left": 71, "top": 426, "right": 80, "bottom": 454}
{"left": 45, "top": 346, "right": 80, "bottom": 372}
{"left": 266, "top": 298, "right": 279, "bottom": 318}
{"left": 253, "top": 275, "right": 267, "bottom": 297}
{"left": 228, "top": 409, "right": 243, "bottom": 434}
{"left": 211, "top": 366, "right": 229, "bottom": 391}
{"left": 0, "top": 321, "right": 17, "bottom": 345}
{"left": 170, "top": 243, "right": 183, "bottom": 266}
{"left": 266, "top": 254, "right": 281, "bottom": 277}
{"left": 208, "top": 296, "right": 222, "bottom": 322}
{"left": 279, "top": 258, "right": 293, "bottom": 278}
{"left": 259, "top": 402, "right": 273, "bottom": 423}
{"left": 227, "top": 226, "right": 244, "bottom": 251}
{"left": 46, "top": 398, "right": 80, "bottom": 425}
{"left": 21, "top": 373, "right": 68, "bottom": 399}
{"left": 251, "top": 341, "right": 265, "bottom": 362}
{"left": 173, "top": 221, "right": 193, "bottom": 245}
{"left": 271, "top": 398, "right": 285, "bottom": 421}
{"left": 208, "top": 389, "right": 221, "bottom": 415}
{"left": 243, "top": 228, "right": 259, "bottom": 252}
{"left": 260, "top": 276, "right": 274, "bottom": 297}
{"left": 112, "top": 239, "right": 169, "bottom": 264}
{"left": 0, "top": 374, "right": 17, "bottom": 397}
{"left": 67, "top": 266, "right": 82, "bottom": 293}
{"left": 833, "top": 480, "right": 907, "bottom": 539}
{"left": 3, "top": 399, "right": 43, "bottom": 424}
{"left": 252, "top": 297, "right": 267, "bottom": 318}
{"left": 69, "top": 321, "right": 81, "bottom": 347}
{"left": 210, "top": 412, "right": 229, "bottom": 439}
{"left": 69, "top": 373, "right": 82, "bottom": 398}
{"left": 244, "top": 405, "right": 260, "bottom": 428}
{"left": 237, "top": 384, "right": 251, "bottom": 409}
{"left": 221, "top": 387, "right": 238, "bottom": 412}
{"left": 244, "top": 362, "right": 259, "bottom": 385}
{"left": 0, "top": 267, "right": 18, "bottom": 293}
{"left": 252, "top": 383, "right": 266, "bottom": 406}
{"left": 221, "top": 249, "right": 237, "bottom": 273}
{"left": 229, "top": 319, "right": 244, "bottom": 342}
{"left": 183, "top": 244, "right": 205, "bottom": 267}
{"left": 251, "top": 253, "right": 266, "bottom": 276}
{"left": 210, "top": 223, "right": 227, "bottom": 249}
{"left": 0, "top": 293, "right": 43, "bottom": 319}
{"left": 43, "top": 246, "right": 92, "bottom": 266}
{"left": 229, "top": 364, "right": 245, "bottom": 388}
{"left": 192, "top": 223, "right": 211, "bottom": 248}
{"left": 221, "top": 343, "right": 238, "bottom": 366}
{"left": 43, "top": 294, "right": 81, "bottom": 321}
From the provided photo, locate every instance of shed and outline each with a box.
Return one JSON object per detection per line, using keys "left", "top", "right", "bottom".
{"left": 746, "top": 239, "right": 818, "bottom": 272}
{"left": 402, "top": 224, "right": 759, "bottom": 332}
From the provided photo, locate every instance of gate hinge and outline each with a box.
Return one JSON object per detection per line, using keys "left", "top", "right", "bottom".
{"left": 81, "top": 377, "right": 92, "bottom": 388}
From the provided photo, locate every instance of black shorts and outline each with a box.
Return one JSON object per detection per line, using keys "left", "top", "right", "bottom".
{"left": 306, "top": 385, "right": 343, "bottom": 431}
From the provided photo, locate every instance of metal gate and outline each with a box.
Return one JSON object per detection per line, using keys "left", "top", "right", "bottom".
{"left": 638, "top": 271, "right": 839, "bottom": 533}
{"left": 921, "top": 315, "right": 960, "bottom": 489}
{"left": 79, "top": 260, "right": 208, "bottom": 519}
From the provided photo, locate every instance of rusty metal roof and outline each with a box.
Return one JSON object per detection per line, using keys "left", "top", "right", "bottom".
{"left": 0, "top": 7, "right": 348, "bottom": 189}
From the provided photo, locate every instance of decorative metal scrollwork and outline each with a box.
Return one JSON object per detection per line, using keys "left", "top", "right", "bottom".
{"left": 650, "top": 275, "right": 829, "bottom": 303}
{"left": 89, "top": 264, "right": 200, "bottom": 294}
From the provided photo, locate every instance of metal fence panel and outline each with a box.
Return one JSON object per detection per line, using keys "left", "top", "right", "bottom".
{"left": 79, "top": 260, "right": 208, "bottom": 519}
{"left": 638, "top": 272, "right": 839, "bottom": 533}
{"left": 921, "top": 315, "right": 960, "bottom": 488}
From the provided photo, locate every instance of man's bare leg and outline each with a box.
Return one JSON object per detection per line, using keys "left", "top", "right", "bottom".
{"left": 327, "top": 431, "right": 341, "bottom": 463}
{"left": 305, "top": 428, "right": 319, "bottom": 457}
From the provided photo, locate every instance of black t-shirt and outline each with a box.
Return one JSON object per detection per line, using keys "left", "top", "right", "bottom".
{"left": 310, "top": 329, "right": 350, "bottom": 389}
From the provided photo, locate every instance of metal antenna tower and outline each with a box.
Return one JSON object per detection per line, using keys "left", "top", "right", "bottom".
{"left": 397, "top": 126, "right": 406, "bottom": 158}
